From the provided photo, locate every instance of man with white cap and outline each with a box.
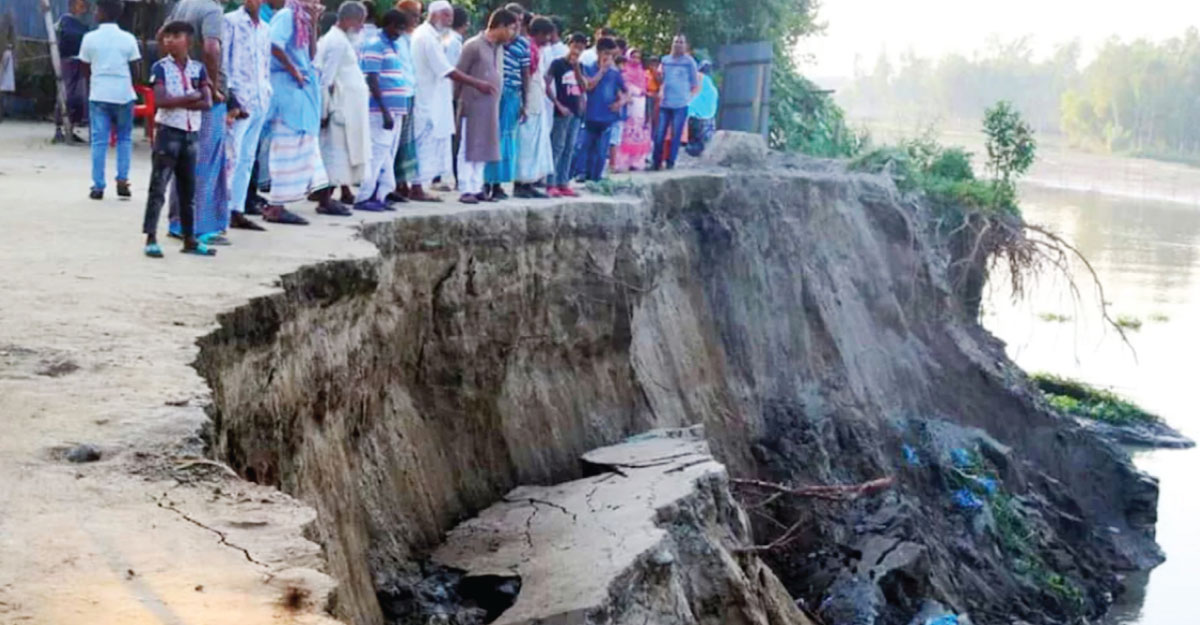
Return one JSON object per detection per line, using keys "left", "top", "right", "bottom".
{"left": 409, "top": 0, "right": 493, "bottom": 200}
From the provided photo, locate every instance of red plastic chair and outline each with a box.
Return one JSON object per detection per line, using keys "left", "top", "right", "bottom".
{"left": 133, "top": 85, "right": 156, "bottom": 143}
{"left": 107, "top": 85, "right": 156, "bottom": 146}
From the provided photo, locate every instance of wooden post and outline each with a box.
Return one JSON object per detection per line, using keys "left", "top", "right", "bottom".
{"left": 39, "top": 0, "right": 71, "bottom": 141}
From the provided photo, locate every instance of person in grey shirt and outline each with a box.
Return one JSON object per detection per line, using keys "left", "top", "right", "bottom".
{"left": 166, "top": 0, "right": 226, "bottom": 101}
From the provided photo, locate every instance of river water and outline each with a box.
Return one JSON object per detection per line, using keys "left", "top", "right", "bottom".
{"left": 982, "top": 181, "right": 1200, "bottom": 625}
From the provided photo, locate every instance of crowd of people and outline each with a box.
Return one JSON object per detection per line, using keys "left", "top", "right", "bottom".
{"left": 68, "top": 0, "right": 719, "bottom": 258}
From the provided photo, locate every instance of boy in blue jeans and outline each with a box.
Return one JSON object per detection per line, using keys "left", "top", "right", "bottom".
{"left": 77, "top": 0, "right": 141, "bottom": 200}
{"left": 142, "top": 21, "right": 216, "bottom": 258}
{"left": 577, "top": 37, "right": 627, "bottom": 182}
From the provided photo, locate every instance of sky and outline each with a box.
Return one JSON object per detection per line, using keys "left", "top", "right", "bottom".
{"left": 798, "top": 0, "right": 1198, "bottom": 79}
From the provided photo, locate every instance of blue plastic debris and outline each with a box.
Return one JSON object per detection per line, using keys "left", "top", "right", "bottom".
{"left": 973, "top": 476, "right": 998, "bottom": 495}
{"left": 950, "top": 448, "right": 973, "bottom": 468}
{"left": 926, "top": 616, "right": 959, "bottom": 625}
{"left": 952, "top": 488, "right": 984, "bottom": 510}
{"left": 902, "top": 444, "right": 921, "bottom": 466}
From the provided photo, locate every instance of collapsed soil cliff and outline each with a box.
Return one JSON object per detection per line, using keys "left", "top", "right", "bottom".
{"left": 196, "top": 156, "right": 1162, "bottom": 625}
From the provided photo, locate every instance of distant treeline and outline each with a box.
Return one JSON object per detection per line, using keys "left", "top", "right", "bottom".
{"left": 839, "top": 29, "right": 1200, "bottom": 162}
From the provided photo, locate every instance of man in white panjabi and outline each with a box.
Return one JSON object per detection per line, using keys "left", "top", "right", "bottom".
{"left": 316, "top": 1, "right": 371, "bottom": 204}
{"left": 409, "top": 0, "right": 493, "bottom": 201}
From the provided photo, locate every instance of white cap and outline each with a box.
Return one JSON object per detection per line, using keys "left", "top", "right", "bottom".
{"left": 428, "top": 0, "right": 452, "bottom": 14}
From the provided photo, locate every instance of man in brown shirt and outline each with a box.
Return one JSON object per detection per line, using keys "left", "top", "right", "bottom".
{"left": 455, "top": 8, "right": 518, "bottom": 204}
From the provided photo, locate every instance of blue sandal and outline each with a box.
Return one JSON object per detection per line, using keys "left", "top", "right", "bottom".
{"left": 199, "top": 233, "right": 232, "bottom": 246}
{"left": 181, "top": 242, "right": 217, "bottom": 257}
{"left": 144, "top": 243, "right": 164, "bottom": 258}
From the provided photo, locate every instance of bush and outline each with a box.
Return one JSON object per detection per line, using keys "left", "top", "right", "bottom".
{"left": 1032, "top": 373, "right": 1159, "bottom": 426}
{"left": 927, "top": 148, "right": 975, "bottom": 182}
{"left": 850, "top": 138, "right": 1008, "bottom": 216}
{"left": 850, "top": 104, "right": 1037, "bottom": 222}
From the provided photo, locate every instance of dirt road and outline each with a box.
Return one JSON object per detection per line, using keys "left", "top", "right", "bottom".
{"left": 0, "top": 120, "right": 397, "bottom": 624}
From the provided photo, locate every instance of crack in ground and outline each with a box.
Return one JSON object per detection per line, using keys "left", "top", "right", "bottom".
{"left": 584, "top": 474, "right": 624, "bottom": 542}
{"left": 874, "top": 537, "right": 905, "bottom": 567}
{"left": 585, "top": 473, "right": 621, "bottom": 514}
{"left": 664, "top": 458, "right": 711, "bottom": 474}
{"left": 521, "top": 504, "right": 538, "bottom": 554}
{"left": 604, "top": 452, "right": 704, "bottom": 470}
{"left": 505, "top": 497, "right": 578, "bottom": 523}
{"left": 154, "top": 496, "right": 268, "bottom": 568}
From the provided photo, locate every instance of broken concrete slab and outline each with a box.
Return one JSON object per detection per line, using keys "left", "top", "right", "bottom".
{"left": 433, "top": 429, "right": 814, "bottom": 625}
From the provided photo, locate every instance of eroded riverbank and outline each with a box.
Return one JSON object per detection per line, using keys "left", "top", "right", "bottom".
{"left": 0, "top": 121, "right": 1170, "bottom": 625}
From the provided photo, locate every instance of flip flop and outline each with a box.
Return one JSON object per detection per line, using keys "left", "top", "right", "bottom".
{"left": 181, "top": 242, "right": 217, "bottom": 257}
{"left": 317, "top": 202, "right": 353, "bottom": 217}
{"left": 459, "top": 193, "right": 479, "bottom": 205}
{"left": 144, "top": 243, "right": 164, "bottom": 258}
{"left": 264, "top": 207, "right": 311, "bottom": 225}
{"left": 353, "top": 200, "right": 387, "bottom": 213}
{"left": 200, "top": 233, "right": 232, "bottom": 246}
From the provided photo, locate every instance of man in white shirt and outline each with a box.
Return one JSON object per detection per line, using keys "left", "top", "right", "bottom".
{"left": 223, "top": 0, "right": 273, "bottom": 231}
{"left": 77, "top": 0, "right": 140, "bottom": 200}
{"left": 409, "top": 0, "right": 494, "bottom": 201}
{"left": 316, "top": 1, "right": 370, "bottom": 204}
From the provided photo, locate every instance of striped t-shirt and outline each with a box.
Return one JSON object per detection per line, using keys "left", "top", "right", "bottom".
{"left": 502, "top": 36, "right": 530, "bottom": 90}
{"left": 361, "top": 32, "right": 414, "bottom": 112}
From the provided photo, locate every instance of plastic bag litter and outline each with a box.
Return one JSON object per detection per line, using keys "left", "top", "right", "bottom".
{"left": 973, "top": 476, "right": 998, "bottom": 494}
{"left": 950, "top": 448, "right": 973, "bottom": 468}
{"left": 952, "top": 489, "right": 984, "bottom": 510}
{"left": 903, "top": 444, "right": 921, "bottom": 466}
{"left": 926, "top": 616, "right": 959, "bottom": 625}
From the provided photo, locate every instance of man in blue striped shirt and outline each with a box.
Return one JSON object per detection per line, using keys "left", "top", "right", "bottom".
{"left": 356, "top": 9, "right": 415, "bottom": 211}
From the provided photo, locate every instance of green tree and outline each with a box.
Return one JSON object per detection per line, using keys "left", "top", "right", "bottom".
{"left": 983, "top": 101, "right": 1036, "bottom": 212}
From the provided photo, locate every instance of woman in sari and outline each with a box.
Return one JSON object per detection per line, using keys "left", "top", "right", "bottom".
{"left": 686, "top": 61, "right": 719, "bottom": 157}
{"left": 613, "top": 48, "right": 652, "bottom": 172}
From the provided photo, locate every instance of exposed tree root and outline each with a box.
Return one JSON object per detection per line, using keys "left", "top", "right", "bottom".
{"left": 946, "top": 209, "right": 1134, "bottom": 355}
{"left": 731, "top": 476, "right": 895, "bottom": 554}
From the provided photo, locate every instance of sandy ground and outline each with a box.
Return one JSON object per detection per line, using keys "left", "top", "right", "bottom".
{"left": 0, "top": 120, "right": 600, "bottom": 624}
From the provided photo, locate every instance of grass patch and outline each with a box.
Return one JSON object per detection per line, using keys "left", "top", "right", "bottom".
{"left": 1038, "top": 312, "right": 1072, "bottom": 323}
{"left": 1115, "top": 314, "right": 1143, "bottom": 330}
{"left": 1032, "top": 373, "right": 1159, "bottom": 426}
{"left": 584, "top": 177, "right": 644, "bottom": 197}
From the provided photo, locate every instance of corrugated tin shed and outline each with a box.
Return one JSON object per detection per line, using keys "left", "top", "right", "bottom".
{"left": 0, "top": 0, "right": 69, "bottom": 40}
{"left": 0, "top": 0, "right": 172, "bottom": 42}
